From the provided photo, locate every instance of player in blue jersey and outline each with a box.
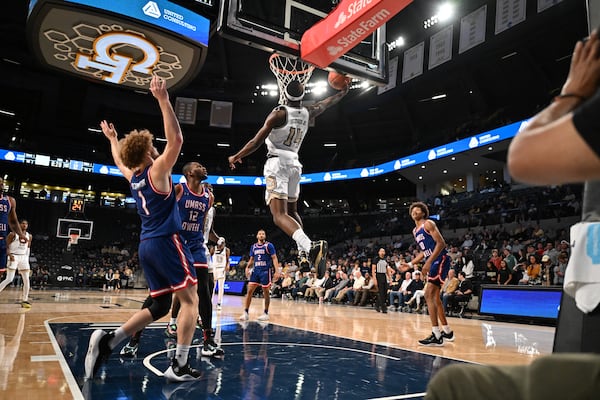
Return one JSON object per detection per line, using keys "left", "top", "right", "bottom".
{"left": 171, "top": 162, "right": 224, "bottom": 357}
{"left": 228, "top": 81, "right": 348, "bottom": 278}
{"left": 406, "top": 202, "right": 454, "bottom": 346}
{"left": 0, "top": 176, "right": 27, "bottom": 276}
{"left": 87, "top": 76, "right": 200, "bottom": 382}
{"left": 240, "top": 229, "right": 280, "bottom": 322}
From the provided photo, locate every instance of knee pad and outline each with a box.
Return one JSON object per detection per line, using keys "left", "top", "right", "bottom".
{"left": 148, "top": 293, "right": 172, "bottom": 321}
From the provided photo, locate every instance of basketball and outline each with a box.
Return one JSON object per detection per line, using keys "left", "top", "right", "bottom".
{"left": 328, "top": 71, "right": 351, "bottom": 90}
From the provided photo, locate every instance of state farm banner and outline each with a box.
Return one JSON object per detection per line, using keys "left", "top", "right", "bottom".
{"left": 301, "top": 0, "right": 413, "bottom": 68}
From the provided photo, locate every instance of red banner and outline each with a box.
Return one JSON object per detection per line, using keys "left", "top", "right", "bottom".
{"left": 301, "top": 0, "right": 413, "bottom": 69}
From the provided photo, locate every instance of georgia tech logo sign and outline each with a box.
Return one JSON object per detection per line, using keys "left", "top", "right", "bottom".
{"left": 74, "top": 33, "right": 159, "bottom": 84}
{"left": 143, "top": 1, "right": 162, "bottom": 19}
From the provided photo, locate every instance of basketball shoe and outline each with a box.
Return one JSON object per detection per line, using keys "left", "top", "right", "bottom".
{"left": 164, "top": 358, "right": 202, "bottom": 382}
{"left": 165, "top": 323, "right": 177, "bottom": 338}
{"left": 119, "top": 342, "right": 138, "bottom": 358}
{"left": 84, "top": 330, "right": 113, "bottom": 379}
{"left": 418, "top": 332, "right": 444, "bottom": 347}
{"left": 309, "top": 240, "right": 328, "bottom": 278}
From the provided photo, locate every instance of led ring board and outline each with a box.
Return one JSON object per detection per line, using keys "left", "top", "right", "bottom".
{"left": 27, "top": 0, "right": 210, "bottom": 90}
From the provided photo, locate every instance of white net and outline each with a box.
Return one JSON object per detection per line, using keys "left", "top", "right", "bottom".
{"left": 269, "top": 54, "right": 315, "bottom": 104}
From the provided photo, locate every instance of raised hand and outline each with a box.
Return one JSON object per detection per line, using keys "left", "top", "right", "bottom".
{"left": 100, "top": 120, "right": 117, "bottom": 141}
{"left": 149, "top": 75, "right": 169, "bottom": 102}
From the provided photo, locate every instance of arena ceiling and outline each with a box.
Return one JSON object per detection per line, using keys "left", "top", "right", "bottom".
{"left": 0, "top": 0, "right": 589, "bottom": 199}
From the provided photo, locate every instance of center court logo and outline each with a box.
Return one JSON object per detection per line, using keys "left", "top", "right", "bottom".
{"left": 143, "top": 1, "right": 161, "bottom": 18}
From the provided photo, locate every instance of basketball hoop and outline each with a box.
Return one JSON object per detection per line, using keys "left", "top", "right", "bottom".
{"left": 269, "top": 53, "right": 315, "bottom": 104}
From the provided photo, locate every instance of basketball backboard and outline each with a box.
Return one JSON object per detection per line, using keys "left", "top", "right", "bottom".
{"left": 57, "top": 218, "right": 93, "bottom": 240}
{"left": 217, "top": 0, "right": 389, "bottom": 84}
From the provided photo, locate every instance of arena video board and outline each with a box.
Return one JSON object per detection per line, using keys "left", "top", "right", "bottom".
{"left": 27, "top": 0, "right": 209, "bottom": 90}
{"left": 0, "top": 119, "right": 526, "bottom": 186}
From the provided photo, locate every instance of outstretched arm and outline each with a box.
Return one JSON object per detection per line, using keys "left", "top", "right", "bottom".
{"left": 507, "top": 32, "right": 600, "bottom": 184}
{"left": 228, "top": 109, "right": 285, "bottom": 169}
{"left": 307, "top": 84, "right": 349, "bottom": 119}
{"left": 100, "top": 120, "right": 133, "bottom": 181}
{"left": 149, "top": 76, "right": 183, "bottom": 178}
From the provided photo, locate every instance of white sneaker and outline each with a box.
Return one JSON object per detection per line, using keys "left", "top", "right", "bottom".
{"left": 216, "top": 304, "right": 222, "bottom": 311}
{"left": 257, "top": 313, "right": 270, "bottom": 321}
{"left": 239, "top": 312, "right": 249, "bottom": 321}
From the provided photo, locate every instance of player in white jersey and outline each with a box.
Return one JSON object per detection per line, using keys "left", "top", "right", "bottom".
{"left": 228, "top": 80, "right": 348, "bottom": 278}
{"left": 211, "top": 237, "right": 230, "bottom": 311}
{"left": 0, "top": 220, "right": 32, "bottom": 308}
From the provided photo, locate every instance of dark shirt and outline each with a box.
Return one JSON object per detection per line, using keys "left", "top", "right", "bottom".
{"left": 406, "top": 279, "right": 424, "bottom": 294}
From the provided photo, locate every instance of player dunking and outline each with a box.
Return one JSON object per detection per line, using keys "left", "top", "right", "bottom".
{"left": 228, "top": 77, "right": 348, "bottom": 277}
{"left": 87, "top": 76, "right": 200, "bottom": 381}
{"left": 0, "top": 219, "right": 32, "bottom": 308}
{"left": 406, "top": 202, "right": 454, "bottom": 346}
{"left": 240, "top": 229, "right": 280, "bottom": 321}
{"left": 0, "top": 177, "right": 27, "bottom": 286}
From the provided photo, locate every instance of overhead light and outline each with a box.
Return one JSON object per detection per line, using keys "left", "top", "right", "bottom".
{"left": 87, "top": 127, "right": 102, "bottom": 133}
{"left": 431, "top": 94, "right": 447, "bottom": 100}
{"left": 0, "top": 109, "right": 15, "bottom": 116}
{"left": 228, "top": 197, "right": 233, "bottom": 205}
{"left": 303, "top": 200, "right": 310, "bottom": 207}
{"left": 488, "top": 146, "right": 493, "bottom": 150}
{"left": 269, "top": 90, "right": 278, "bottom": 97}
{"left": 473, "top": 162, "right": 479, "bottom": 166}
{"left": 443, "top": 170, "right": 447, "bottom": 174}
{"left": 501, "top": 51, "right": 518, "bottom": 60}
{"left": 11, "top": 136, "right": 16, "bottom": 142}
{"left": 155, "top": 138, "right": 167, "bottom": 142}
{"left": 421, "top": 165, "right": 426, "bottom": 169}
{"left": 261, "top": 84, "right": 278, "bottom": 90}
{"left": 395, "top": 36, "right": 405, "bottom": 47}
{"left": 323, "top": 143, "right": 337, "bottom": 147}
{"left": 451, "top": 156, "right": 456, "bottom": 160}
{"left": 2, "top": 58, "right": 21, "bottom": 65}
{"left": 437, "top": 3, "right": 454, "bottom": 22}
{"left": 418, "top": 176, "right": 423, "bottom": 180}
{"left": 217, "top": 143, "right": 230, "bottom": 148}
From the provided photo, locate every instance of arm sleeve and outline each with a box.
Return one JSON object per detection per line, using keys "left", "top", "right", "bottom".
{"left": 572, "top": 88, "right": 600, "bottom": 157}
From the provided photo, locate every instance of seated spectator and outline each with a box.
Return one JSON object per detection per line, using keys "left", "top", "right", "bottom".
{"left": 446, "top": 271, "right": 473, "bottom": 311}
{"left": 304, "top": 272, "right": 327, "bottom": 301}
{"left": 315, "top": 270, "right": 336, "bottom": 302}
{"left": 553, "top": 252, "right": 568, "bottom": 285}
{"left": 525, "top": 255, "right": 542, "bottom": 285}
{"left": 405, "top": 282, "right": 428, "bottom": 313}
{"left": 540, "top": 255, "right": 553, "bottom": 286}
{"left": 353, "top": 272, "right": 376, "bottom": 306}
{"left": 387, "top": 273, "right": 403, "bottom": 310}
{"left": 441, "top": 269, "right": 459, "bottom": 312}
{"left": 402, "top": 271, "right": 424, "bottom": 311}
{"left": 333, "top": 271, "right": 363, "bottom": 304}
{"left": 489, "top": 249, "right": 502, "bottom": 270}
{"left": 483, "top": 261, "right": 498, "bottom": 284}
{"left": 325, "top": 272, "right": 349, "bottom": 302}
{"left": 497, "top": 260, "right": 512, "bottom": 285}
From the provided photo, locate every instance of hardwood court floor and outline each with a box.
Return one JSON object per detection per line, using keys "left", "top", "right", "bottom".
{"left": 0, "top": 287, "right": 555, "bottom": 399}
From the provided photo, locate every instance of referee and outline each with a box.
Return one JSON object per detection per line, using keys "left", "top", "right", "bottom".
{"left": 372, "top": 248, "right": 393, "bottom": 313}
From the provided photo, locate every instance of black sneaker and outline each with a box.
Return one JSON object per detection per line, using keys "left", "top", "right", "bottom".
{"left": 310, "top": 240, "right": 328, "bottom": 279}
{"left": 441, "top": 330, "right": 455, "bottom": 342}
{"left": 164, "top": 358, "right": 202, "bottom": 382}
{"left": 201, "top": 338, "right": 225, "bottom": 358}
{"left": 119, "top": 342, "right": 138, "bottom": 358}
{"left": 298, "top": 251, "right": 310, "bottom": 272}
{"left": 84, "top": 330, "right": 113, "bottom": 379}
{"left": 418, "top": 332, "right": 444, "bottom": 347}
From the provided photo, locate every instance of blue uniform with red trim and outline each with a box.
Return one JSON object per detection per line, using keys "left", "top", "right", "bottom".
{"left": 413, "top": 221, "right": 449, "bottom": 285}
{"left": 177, "top": 182, "right": 211, "bottom": 268}
{"left": 248, "top": 241, "right": 276, "bottom": 287}
{"left": 0, "top": 195, "right": 10, "bottom": 270}
{"left": 130, "top": 165, "right": 196, "bottom": 297}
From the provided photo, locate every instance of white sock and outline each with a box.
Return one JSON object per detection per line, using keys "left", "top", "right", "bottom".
{"left": 442, "top": 325, "right": 451, "bottom": 334}
{"left": 169, "top": 318, "right": 177, "bottom": 325}
{"left": 175, "top": 344, "right": 190, "bottom": 366}
{"left": 110, "top": 327, "right": 128, "bottom": 349}
{"left": 432, "top": 326, "right": 441, "bottom": 339}
{"left": 292, "top": 229, "right": 312, "bottom": 253}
